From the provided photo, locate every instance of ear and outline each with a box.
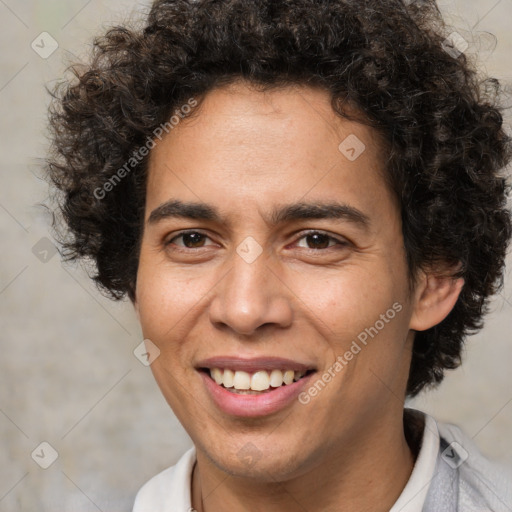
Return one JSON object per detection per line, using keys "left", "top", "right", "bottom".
{"left": 409, "top": 269, "right": 464, "bottom": 332}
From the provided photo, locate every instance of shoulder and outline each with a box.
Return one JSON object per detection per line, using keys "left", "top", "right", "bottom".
{"left": 435, "top": 418, "right": 512, "bottom": 511}
{"left": 132, "top": 446, "right": 196, "bottom": 512}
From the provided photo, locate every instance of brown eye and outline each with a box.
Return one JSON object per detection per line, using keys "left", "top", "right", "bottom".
{"left": 167, "top": 231, "right": 212, "bottom": 249}
{"left": 304, "top": 233, "right": 331, "bottom": 249}
{"left": 295, "top": 231, "right": 346, "bottom": 250}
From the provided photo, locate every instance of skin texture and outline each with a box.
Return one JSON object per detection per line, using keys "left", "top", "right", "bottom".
{"left": 134, "top": 80, "right": 463, "bottom": 512}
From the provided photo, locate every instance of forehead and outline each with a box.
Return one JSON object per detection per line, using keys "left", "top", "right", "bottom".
{"left": 145, "top": 81, "right": 395, "bottom": 225}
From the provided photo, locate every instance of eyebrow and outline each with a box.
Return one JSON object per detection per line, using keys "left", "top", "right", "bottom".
{"left": 147, "top": 199, "right": 370, "bottom": 229}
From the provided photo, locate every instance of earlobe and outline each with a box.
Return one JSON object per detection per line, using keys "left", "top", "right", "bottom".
{"left": 409, "top": 271, "right": 464, "bottom": 332}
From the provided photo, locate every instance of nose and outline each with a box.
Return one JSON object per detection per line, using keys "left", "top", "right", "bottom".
{"left": 208, "top": 245, "right": 293, "bottom": 336}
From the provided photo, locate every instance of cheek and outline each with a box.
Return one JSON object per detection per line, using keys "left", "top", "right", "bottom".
{"left": 296, "top": 268, "right": 411, "bottom": 410}
{"left": 294, "top": 265, "right": 403, "bottom": 342}
{"left": 135, "top": 256, "right": 206, "bottom": 348}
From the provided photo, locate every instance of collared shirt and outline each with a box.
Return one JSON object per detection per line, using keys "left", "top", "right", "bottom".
{"left": 133, "top": 408, "right": 512, "bottom": 511}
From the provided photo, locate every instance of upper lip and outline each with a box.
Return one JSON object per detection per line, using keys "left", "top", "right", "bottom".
{"left": 196, "top": 356, "right": 316, "bottom": 373}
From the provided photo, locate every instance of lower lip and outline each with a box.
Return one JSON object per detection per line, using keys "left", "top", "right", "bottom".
{"left": 199, "top": 371, "right": 315, "bottom": 418}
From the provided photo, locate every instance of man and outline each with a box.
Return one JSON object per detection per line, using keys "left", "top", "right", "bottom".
{"left": 46, "top": 0, "right": 512, "bottom": 510}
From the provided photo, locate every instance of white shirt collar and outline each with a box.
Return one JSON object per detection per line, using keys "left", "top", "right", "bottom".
{"left": 390, "top": 410, "right": 440, "bottom": 512}
{"left": 132, "top": 444, "right": 196, "bottom": 511}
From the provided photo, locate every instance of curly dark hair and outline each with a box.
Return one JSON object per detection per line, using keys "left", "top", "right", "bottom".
{"left": 45, "top": 0, "right": 512, "bottom": 397}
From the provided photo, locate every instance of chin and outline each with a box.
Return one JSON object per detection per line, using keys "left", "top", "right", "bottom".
{"left": 200, "top": 436, "right": 315, "bottom": 482}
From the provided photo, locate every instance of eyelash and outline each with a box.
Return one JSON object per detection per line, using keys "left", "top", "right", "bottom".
{"left": 165, "top": 229, "right": 348, "bottom": 251}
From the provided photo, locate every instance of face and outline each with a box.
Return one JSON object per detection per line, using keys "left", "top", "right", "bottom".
{"left": 135, "top": 81, "right": 419, "bottom": 481}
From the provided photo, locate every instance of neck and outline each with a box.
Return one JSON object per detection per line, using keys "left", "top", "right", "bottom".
{"left": 191, "top": 409, "right": 418, "bottom": 512}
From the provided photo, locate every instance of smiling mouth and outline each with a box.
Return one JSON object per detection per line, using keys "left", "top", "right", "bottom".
{"left": 199, "top": 367, "right": 316, "bottom": 394}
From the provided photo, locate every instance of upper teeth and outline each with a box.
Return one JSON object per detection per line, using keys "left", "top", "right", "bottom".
{"left": 209, "top": 368, "right": 307, "bottom": 391}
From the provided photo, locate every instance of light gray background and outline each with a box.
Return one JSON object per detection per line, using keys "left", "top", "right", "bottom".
{"left": 0, "top": 1, "right": 511, "bottom": 510}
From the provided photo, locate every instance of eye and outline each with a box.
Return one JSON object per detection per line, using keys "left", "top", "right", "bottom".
{"left": 166, "top": 230, "right": 215, "bottom": 249}
{"left": 294, "top": 230, "right": 348, "bottom": 250}
{"left": 165, "top": 229, "right": 348, "bottom": 252}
